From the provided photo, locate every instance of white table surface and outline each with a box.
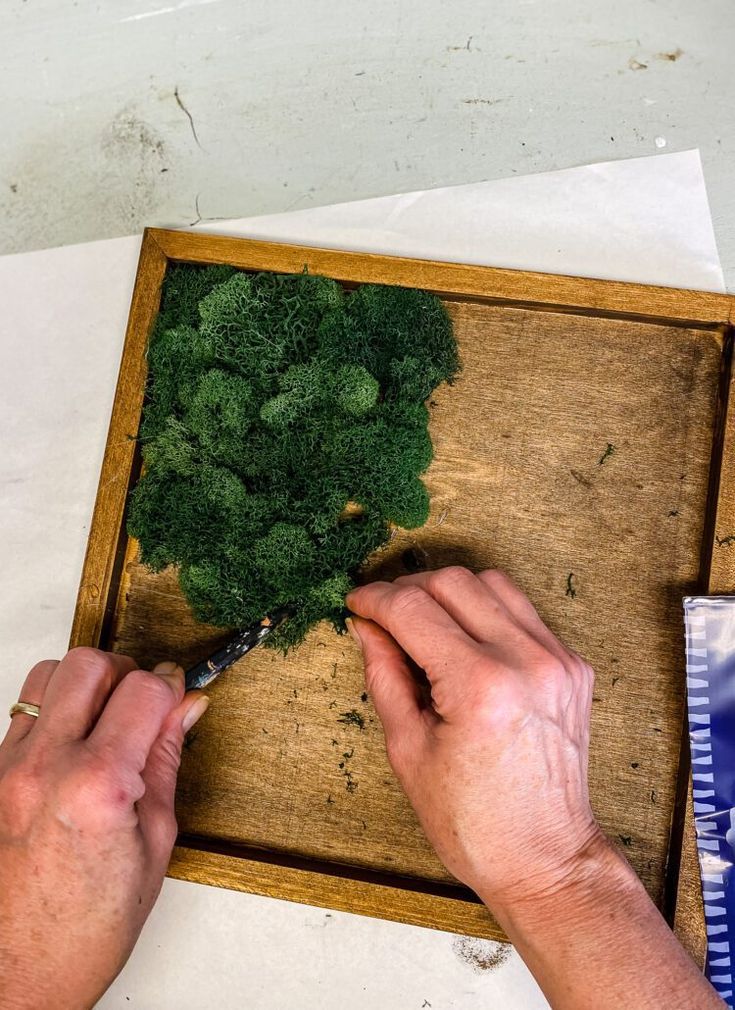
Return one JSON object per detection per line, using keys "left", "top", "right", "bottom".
{"left": 2, "top": 2, "right": 731, "bottom": 1007}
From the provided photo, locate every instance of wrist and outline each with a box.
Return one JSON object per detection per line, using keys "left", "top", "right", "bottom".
{"left": 480, "top": 828, "right": 637, "bottom": 937}
{"left": 1, "top": 960, "right": 97, "bottom": 1010}
{"left": 477, "top": 830, "right": 723, "bottom": 1009}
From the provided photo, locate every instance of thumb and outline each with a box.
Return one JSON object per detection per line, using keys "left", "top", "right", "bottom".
{"left": 138, "top": 688, "right": 209, "bottom": 860}
{"left": 347, "top": 617, "right": 423, "bottom": 742}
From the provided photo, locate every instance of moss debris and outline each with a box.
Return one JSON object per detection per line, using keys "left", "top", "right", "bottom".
{"left": 337, "top": 709, "right": 365, "bottom": 730}
{"left": 128, "top": 263, "right": 459, "bottom": 648}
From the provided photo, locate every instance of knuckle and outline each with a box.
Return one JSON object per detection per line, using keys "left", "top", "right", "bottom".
{"left": 25, "top": 658, "right": 58, "bottom": 680}
{"left": 384, "top": 733, "right": 409, "bottom": 772}
{"left": 478, "top": 568, "right": 512, "bottom": 594}
{"left": 571, "top": 651, "right": 594, "bottom": 680}
{"left": 0, "top": 763, "right": 43, "bottom": 811}
{"left": 66, "top": 646, "right": 117, "bottom": 682}
{"left": 472, "top": 683, "right": 525, "bottom": 730}
{"left": 363, "top": 659, "right": 393, "bottom": 707}
{"left": 363, "top": 657, "right": 383, "bottom": 696}
{"left": 160, "top": 813, "right": 179, "bottom": 852}
{"left": 157, "top": 733, "right": 183, "bottom": 772}
{"left": 125, "top": 668, "right": 176, "bottom": 705}
{"left": 65, "top": 754, "right": 110, "bottom": 801}
{"left": 428, "top": 566, "right": 473, "bottom": 592}
{"left": 513, "top": 638, "right": 565, "bottom": 680}
{"left": 532, "top": 654, "right": 567, "bottom": 681}
{"left": 390, "top": 585, "right": 429, "bottom": 617}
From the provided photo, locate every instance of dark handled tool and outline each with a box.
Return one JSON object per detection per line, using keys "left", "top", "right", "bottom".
{"left": 184, "top": 606, "right": 293, "bottom": 691}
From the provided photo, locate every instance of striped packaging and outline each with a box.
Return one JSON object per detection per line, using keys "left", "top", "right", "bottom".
{"left": 684, "top": 596, "right": 735, "bottom": 1007}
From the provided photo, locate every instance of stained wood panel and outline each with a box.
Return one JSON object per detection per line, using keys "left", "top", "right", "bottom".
{"left": 71, "top": 228, "right": 735, "bottom": 948}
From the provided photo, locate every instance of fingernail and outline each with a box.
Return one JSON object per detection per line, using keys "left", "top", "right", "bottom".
{"left": 345, "top": 617, "right": 363, "bottom": 650}
{"left": 182, "top": 695, "right": 209, "bottom": 733}
{"left": 153, "top": 660, "right": 183, "bottom": 678}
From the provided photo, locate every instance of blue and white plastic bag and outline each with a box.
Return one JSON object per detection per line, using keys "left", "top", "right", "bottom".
{"left": 684, "top": 596, "right": 735, "bottom": 1006}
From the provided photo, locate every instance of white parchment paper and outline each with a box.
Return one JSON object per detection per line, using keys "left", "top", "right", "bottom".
{"left": 194, "top": 150, "right": 725, "bottom": 293}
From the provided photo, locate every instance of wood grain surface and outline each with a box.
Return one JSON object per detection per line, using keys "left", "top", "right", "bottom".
{"left": 72, "top": 229, "right": 735, "bottom": 946}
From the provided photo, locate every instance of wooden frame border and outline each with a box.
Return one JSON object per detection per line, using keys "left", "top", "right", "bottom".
{"left": 70, "top": 227, "right": 735, "bottom": 949}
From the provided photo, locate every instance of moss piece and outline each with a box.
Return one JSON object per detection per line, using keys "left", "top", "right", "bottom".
{"left": 156, "top": 263, "right": 237, "bottom": 331}
{"left": 128, "top": 465, "right": 249, "bottom": 572}
{"left": 141, "top": 417, "right": 197, "bottom": 476}
{"left": 269, "top": 573, "right": 355, "bottom": 651}
{"left": 129, "top": 265, "right": 459, "bottom": 648}
{"left": 332, "top": 364, "right": 380, "bottom": 416}
{"left": 186, "top": 368, "right": 257, "bottom": 467}
{"left": 279, "top": 361, "right": 331, "bottom": 403}
{"left": 140, "top": 324, "right": 216, "bottom": 439}
{"left": 378, "top": 475, "right": 430, "bottom": 529}
{"left": 179, "top": 558, "right": 265, "bottom": 628}
{"left": 259, "top": 391, "right": 304, "bottom": 429}
{"left": 251, "top": 522, "right": 315, "bottom": 588}
{"left": 319, "top": 284, "right": 460, "bottom": 392}
{"left": 199, "top": 272, "right": 344, "bottom": 383}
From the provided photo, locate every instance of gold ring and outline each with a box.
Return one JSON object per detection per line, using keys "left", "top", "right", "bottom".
{"left": 9, "top": 702, "right": 41, "bottom": 719}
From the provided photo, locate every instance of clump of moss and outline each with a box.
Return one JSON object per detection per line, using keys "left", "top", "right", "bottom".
{"left": 128, "top": 264, "right": 459, "bottom": 648}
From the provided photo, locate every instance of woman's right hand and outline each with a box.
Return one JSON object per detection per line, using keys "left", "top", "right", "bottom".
{"left": 347, "top": 567, "right": 723, "bottom": 1010}
{"left": 347, "top": 566, "right": 602, "bottom": 912}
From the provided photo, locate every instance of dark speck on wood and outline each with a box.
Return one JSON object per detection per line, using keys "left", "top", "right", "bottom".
{"left": 338, "top": 709, "right": 365, "bottom": 730}
{"left": 570, "top": 469, "right": 593, "bottom": 489}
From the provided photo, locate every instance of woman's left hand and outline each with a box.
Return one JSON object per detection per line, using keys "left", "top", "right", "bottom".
{"left": 0, "top": 647, "right": 208, "bottom": 1010}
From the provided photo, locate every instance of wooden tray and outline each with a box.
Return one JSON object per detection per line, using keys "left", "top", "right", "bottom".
{"left": 70, "top": 228, "right": 735, "bottom": 954}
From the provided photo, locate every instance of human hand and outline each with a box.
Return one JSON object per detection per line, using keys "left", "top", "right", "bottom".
{"left": 346, "top": 567, "right": 603, "bottom": 916}
{"left": 348, "top": 568, "right": 725, "bottom": 1010}
{"left": 0, "top": 648, "right": 209, "bottom": 1010}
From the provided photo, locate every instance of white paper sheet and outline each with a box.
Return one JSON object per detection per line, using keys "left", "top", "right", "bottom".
{"left": 193, "top": 150, "right": 725, "bottom": 293}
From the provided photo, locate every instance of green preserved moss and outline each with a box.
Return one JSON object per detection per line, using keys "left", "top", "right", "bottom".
{"left": 127, "top": 264, "right": 459, "bottom": 649}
